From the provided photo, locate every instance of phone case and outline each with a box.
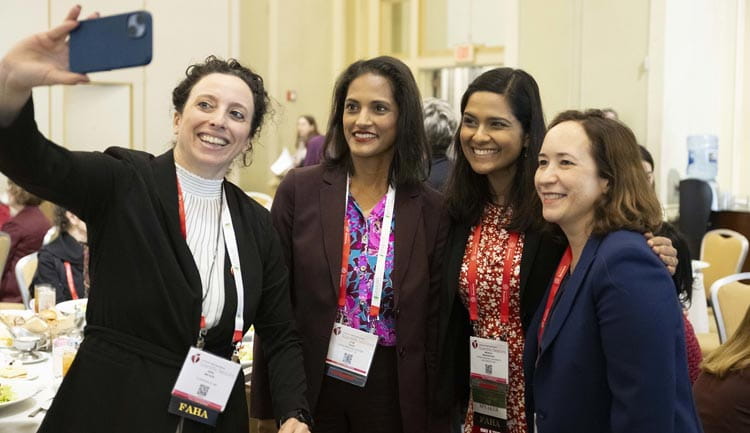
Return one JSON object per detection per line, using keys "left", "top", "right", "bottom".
{"left": 69, "top": 11, "right": 153, "bottom": 74}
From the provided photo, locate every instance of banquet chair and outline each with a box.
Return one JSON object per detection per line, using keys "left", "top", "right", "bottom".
{"left": 246, "top": 191, "right": 273, "bottom": 211}
{"left": 0, "top": 231, "right": 10, "bottom": 275}
{"left": 15, "top": 252, "right": 38, "bottom": 309}
{"left": 43, "top": 226, "right": 59, "bottom": 245}
{"left": 700, "top": 229, "right": 749, "bottom": 300}
{"left": 710, "top": 272, "right": 750, "bottom": 343}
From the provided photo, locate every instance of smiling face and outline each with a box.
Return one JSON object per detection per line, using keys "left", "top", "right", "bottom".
{"left": 459, "top": 91, "right": 526, "bottom": 196}
{"left": 535, "top": 120, "right": 609, "bottom": 238}
{"left": 342, "top": 73, "right": 399, "bottom": 165}
{"left": 172, "top": 73, "right": 254, "bottom": 179}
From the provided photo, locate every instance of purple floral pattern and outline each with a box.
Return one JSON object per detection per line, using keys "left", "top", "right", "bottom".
{"left": 337, "top": 193, "right": 397, "bottom": 346}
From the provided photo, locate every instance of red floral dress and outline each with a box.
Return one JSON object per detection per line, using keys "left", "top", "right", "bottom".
{"left": 459, "top": 204, "right": 527, "bottom": 433}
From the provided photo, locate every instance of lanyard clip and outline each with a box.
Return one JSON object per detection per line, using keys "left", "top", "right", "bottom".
{"left": 231, "top": 341, "right": 242, "bottom": 363}
{"left": 196, "top": 328, "right": 207, "bottom": 349}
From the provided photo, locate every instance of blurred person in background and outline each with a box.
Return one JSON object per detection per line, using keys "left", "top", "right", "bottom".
{"left": 0, "top": 179, "right": 51, "bottom": 302}
{"left": 423, "top": 97, "right": 457, "bottom": 191}
{"left": 294, "top": 115, "right": 324, "bottom": 167}
{"left": 30, "top": 205, "right": 88, "bottom": 302}
{"left": 693, "top": 305, "right": 750, "bottom": 433}
{"left": 0, "top": 179, "right": 10, "bottom": 227}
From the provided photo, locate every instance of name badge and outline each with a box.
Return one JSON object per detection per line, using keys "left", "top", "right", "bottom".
{"left": 168, "top": 347, "right": 241, "bottom": 426}
{"left": 325, "top": 324, "right": 378, "bottom": 387}
{"left": 470, "top": 337, "right": 509, "bottom": 432}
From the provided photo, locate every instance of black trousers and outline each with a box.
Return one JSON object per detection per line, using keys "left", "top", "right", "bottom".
{"left": 314, "top": 345, "right": 403, "bottom": 433}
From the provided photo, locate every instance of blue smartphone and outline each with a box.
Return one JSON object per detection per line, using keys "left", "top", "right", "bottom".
{"left": 69, "top": 11, "right": 153, "bottom": 74}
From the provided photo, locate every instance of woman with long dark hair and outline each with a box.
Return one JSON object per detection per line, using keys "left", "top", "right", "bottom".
{"left": 252, "top": 56, "right": 449, "bottom": 433}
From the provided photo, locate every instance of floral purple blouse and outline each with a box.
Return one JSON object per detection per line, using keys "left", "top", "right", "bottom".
{"left": 337, "top": 193, "right": 397, "bottom": 346}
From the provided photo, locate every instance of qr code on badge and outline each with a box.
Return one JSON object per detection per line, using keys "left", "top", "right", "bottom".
{"left": 485, "top": 364, "right": 493, "bottom": 375}
{"left": 343, "top": 352, "right": 353, "bottom": 365}
{"left": 197, "top": 384, "right": 210, "bottom": 397}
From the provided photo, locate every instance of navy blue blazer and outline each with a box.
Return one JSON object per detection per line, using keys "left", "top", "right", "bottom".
{"left": 523, "top": 230, "right": 703, "bottom": 433}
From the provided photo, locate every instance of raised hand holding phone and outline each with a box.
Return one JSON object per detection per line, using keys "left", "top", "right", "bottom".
{"left": 69, "top": 10, "right": 153, "bottom": 73}
{"left": 0, "top": 5, "right": 95, "bottom": 126}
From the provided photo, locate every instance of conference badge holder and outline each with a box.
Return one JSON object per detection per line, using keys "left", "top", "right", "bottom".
{"left": 168, "top": 346, "right": 241, "bottom": 426}
{"left": 470, "top": 337, "right": 510, "bottom": 433}
{"left": 325, "top": 323, "right": 378, "bottom": 387}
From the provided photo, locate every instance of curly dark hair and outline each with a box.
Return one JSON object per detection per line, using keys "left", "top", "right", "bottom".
{"left": 172, "top": 55, "right": 270, "bottom": 141}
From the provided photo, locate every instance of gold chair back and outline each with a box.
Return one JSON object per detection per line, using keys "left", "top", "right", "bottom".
{"left": 710, "top": 272, "right": 750, "bottom": 343}
{"left": 701, "top": 229, "right": 749, "bottom": 300}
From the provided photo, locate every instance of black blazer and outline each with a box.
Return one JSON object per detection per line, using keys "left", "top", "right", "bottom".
{"left": 251, "top": 164, "right": 450, "bottom": 433}
{"left": 0, "top": 100, "right": 307, "bottom": 433}
{"left": 430, "top": 219, "right": 567, "bottom": 418}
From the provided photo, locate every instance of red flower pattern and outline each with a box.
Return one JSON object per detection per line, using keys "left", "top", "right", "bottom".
{"left": 459, "top": 204, "right": 527, "bottom": 433}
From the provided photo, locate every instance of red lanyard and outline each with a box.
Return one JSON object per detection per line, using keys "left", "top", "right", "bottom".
{"left": 338, "top": 221, "right": 351, "bottom": 310}
{"left": 337, "top": 178, "right": 395, "bottom": 319}
{"left": 63, "top": 261, "right": 79, "bottom": 300}
{"left": 537, "top": 247, "right": 572, "bottom": 344}
{"left": 467, "top": 224, "right": 520, "bottom": 324}
{"left": 176, "top": 175, "right": 243, "bottom": 347}
{"left": 177, "top": 178, "right": 187, "bottom": 239}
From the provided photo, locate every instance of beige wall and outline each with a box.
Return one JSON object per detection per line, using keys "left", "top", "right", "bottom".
{"left": 736, "top": 0, "right": 750, "bottom": 200}
{"left": 519, "top": 0, "right": 650, "bottom": 142}
{"left": 238, "top": 0, "right": 336, "bottom": 194}
{"left": 3, "top": 0, "right": 748, "bottom": 204}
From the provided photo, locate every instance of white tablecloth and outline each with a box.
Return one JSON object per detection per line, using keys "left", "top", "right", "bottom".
{"left": 0, "top": 350, "right": 59, "bottom": 433}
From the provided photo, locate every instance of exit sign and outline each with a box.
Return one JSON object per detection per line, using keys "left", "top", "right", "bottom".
{"left": 454, "top": 44, "right": 475, "bottom": 63}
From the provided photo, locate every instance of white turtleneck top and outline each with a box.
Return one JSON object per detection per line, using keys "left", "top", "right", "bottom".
{"left": 175, "top": 163, "right": 225, "bottom": 329}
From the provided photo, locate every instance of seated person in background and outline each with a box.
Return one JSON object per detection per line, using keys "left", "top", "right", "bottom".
{"left": 640, "top": 144, "right": 702, "bottom": 383}
{"left": 31, "top": 205, "right": 88, "bottom": 302}
{"left": 423, "top": 97, "right": 457, "bottom": 191}
{"left": 0, "top": 191, "right": 9, "bottom": 226}
{"left": 693, "top": 305, "right": 750, "bottom": 433}
{"left": 0, "top": 180, "right": 51, "bottom": 302}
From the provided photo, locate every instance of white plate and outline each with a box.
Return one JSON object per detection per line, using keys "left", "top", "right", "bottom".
{"left": 0, "top": 381, "right": 39, "bottom": 410}
{"left": 56, "top": 299, "right": 87, "bottom": 316}
{"left": 0, "top": 310, "right": 34, "bottom": 325}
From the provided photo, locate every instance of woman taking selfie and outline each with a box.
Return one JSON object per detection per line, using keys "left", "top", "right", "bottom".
{"left": 0, "top": 6, "right": 310, "bottom": 433}
{"left": 523, "top": 110, "right": 701, "bottom": 432}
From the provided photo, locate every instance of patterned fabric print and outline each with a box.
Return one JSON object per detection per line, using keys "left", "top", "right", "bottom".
{"left": 459, "top": 204, "right": 527, "bottom": 433}
{"left": 337, "top": 193, "right": 397, "bottom": 346}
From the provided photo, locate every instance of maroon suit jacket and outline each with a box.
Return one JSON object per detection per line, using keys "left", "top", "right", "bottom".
{"left": 1, "top": 205, "right": 51, "bottom": 302}
{"left": 251, "top": 164, "right": 449, "bottom": 432}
